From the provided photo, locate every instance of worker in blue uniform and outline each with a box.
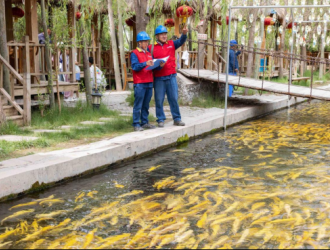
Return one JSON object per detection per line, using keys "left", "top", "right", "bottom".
{"left": 228, "top": 40, "right": 241, "bottom": 97}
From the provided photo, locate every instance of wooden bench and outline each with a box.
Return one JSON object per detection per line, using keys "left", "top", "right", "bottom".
{"left": 290, "top": 77, "right": 310, "bottom": 83}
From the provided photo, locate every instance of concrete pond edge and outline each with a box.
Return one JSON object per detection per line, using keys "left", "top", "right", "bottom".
{"left": 0, "top": 96, "right": 306, "bottom": 202}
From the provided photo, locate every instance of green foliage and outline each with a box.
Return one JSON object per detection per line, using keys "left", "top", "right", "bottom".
{"left": 191, "top": 94, "right": 225, "bottom": 109}
{"left": 31, "top": 100, "right": 119, "bottom": 129}
{"left": 177, "top": 134, "right": 189, "bottom": 144}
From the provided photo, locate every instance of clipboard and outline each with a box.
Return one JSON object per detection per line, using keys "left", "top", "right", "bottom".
{"left": 145, "top": 56, "right": 170, "bottom": 70}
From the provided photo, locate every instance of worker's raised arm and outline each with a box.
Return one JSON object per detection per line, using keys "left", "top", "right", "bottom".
{"left": 174, "top": 26, "right": 188, "bottom": 50}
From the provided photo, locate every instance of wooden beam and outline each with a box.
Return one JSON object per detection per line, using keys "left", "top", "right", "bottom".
{"left": 25, "top": 0, "right": 39, "bottom": 43}
{"left": 0, "top": 54, "right": 24, "bottom": 83}
{"left": 5, "top": 0, "right": 14, "bottom": 42}
{"left": 133, "top": 22, "right": 137, "bottom": 49}
{"left": 207, "top": 38, "right": 213, "bottom": 70}
{"left": 23, "top": 36, "right": 31, "bottom": 125}
{"left": 174, "top": 16, "right": 180, "bottom": 38}
{"left": 0, "top": 88, "right": 24, "bottom": 115}
{"left": 67, "top": 1, "right": 76, "bottom": 82}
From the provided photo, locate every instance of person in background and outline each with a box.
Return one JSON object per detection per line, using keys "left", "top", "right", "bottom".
{"left": 130, "top": 31, "right": 156, "bottom": 132}
{"left": 148, "top": 25, "right": 187, "bottom": 128}
{"left": 228, "top": 40, "right": 241, "bottom": 97}
{"left": 38, "top": 29, "right": 52, "bottom": 44}
{"left": 89, "top": 57, "right": 107, "bottom": 93}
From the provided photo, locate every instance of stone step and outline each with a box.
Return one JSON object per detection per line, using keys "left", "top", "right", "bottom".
{"left": 3, "top": 105, "right": 19, "bottom": 117}
{"left": 6, "top": 115, "right": 24, "bottom": 126}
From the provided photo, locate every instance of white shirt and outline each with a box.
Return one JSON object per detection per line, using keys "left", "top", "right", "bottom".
{"left": 90, "top": 65, "right": 106, "bottom": 88}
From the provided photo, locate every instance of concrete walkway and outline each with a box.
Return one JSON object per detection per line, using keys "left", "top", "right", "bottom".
{"left": 0, "top": 94, "right": 305, "bottom": 200}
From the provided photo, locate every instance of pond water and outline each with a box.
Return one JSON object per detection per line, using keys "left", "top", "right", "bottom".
{"left": 1, "top": 101, "right": 330, "bottom": 249}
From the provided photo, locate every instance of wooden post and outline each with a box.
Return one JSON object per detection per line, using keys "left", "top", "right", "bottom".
{"left": 174, "top": 16, "right": 180, "bottom": 38}
{"left": 207, "top": 38, "right": 213, "bottom": 70}
{"left": 5, "top": 0, "right": 14, "bottom": 42}
{"left": 23, "top": 36, "right": 31, "bottom": 125}
{"left": 68, "top": 1, "right": 76, "bottom": 83}
{"left": 132, "top": 22, "right": 137, "bottom": 50}
{"left": 25, "top": 0, "right": 39, "bottom": 80}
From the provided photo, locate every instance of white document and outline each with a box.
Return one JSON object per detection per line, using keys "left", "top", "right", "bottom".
{"left": 153, "top": 56, "right": 169, "bottom": 63}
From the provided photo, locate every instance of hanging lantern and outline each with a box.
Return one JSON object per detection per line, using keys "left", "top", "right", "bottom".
{"left": 12, "top": 7, "right": 25, "bottom": 22}
{"left": 125, "top": 16, "right": 136, "bottom": 31}
{"left": 176, "top": 5, "right": 193, "bottom": 24}
{"left": 287, "top": 22, "right": 297, "bottom": 30}
{"left": 264, "top": 17, "right": 275, "bottom": 26}
{"left": 164, "top": 18, "right": 174, "bottom": 31}
{"left": 75, "top": 11, "right": 82, "bottom": 21}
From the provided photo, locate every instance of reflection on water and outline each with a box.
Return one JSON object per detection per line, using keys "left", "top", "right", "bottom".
{"left": 1, "top": 101, "right": 330, "bottom": 249}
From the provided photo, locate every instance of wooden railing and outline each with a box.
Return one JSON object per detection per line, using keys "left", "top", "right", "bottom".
{"left": 7, "top": 40, "right": 78, "bottom": 84}
{"left": 1, "top": 36, "right": 31, "bottom": 125}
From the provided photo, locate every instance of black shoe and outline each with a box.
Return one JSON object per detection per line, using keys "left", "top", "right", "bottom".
{"left": 134, "top": 127, "right": 144, "bottom": 132}
{"left": 142, "top": 124, "right": 156, "bottom": 129}
{"left": 174, "top": 121, "right": 185, "bottom": 126}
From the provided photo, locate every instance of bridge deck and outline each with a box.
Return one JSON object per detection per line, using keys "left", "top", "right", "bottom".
{"left": 179, "top": 69, "right": 330, "bottom": 101}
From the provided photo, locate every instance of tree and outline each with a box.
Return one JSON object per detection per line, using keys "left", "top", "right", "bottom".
{"left": 134, "top": 0, "right": 149, "bottom": 33}
{"left": 107, "top": 0, "right": 122, "bottom": 91}
{"left": 117, "top": 0, "right": 126, "bottom": 85}
{"left": 0, "top": 0, "right": 11, "bottom": 94}
{"left": 191, "top": 0, "right": 224, "bottom": 69}
{"left": 41, "top": 0, "right": 55, "bottom": 108}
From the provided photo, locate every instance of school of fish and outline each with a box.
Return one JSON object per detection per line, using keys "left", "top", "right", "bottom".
{"left": 1, "top": 102, "right": 330, "bottom": 249}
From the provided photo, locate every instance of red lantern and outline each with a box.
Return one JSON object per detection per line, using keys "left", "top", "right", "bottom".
{"left": 264, "top": 17, "right": 275, "bottom": 26}
{"left": 287, "top": 22, "right": 296, "bottom": 29}
{"left": 125, "top": 16, "right": 136, "bottom": 30}
{"left": 12, "top": 7, "right": 24, "bottom": 22}
{"left": 176, "top": 5, "right": 193, "bottom": 24}
{"left": 164, "top": 18, "right": 175, "bottom": 31}
{"left": 76, "top": 11, "right": 82, "bottom": 21}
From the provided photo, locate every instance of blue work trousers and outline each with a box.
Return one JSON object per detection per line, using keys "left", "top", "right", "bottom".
{"left": 154, "top": 75, "right": 181, "bottom": 123}
{"left": 228, "top": 72, "right": 237, "bottom": 97}
{"left": 132, "top": 83, "right": 153, "bottom": 127}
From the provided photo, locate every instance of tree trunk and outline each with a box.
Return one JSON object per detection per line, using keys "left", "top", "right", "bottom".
{"left": 41, "top": 0, "right": 55, "bottom": 108}
{"left": 319, "top": 23, "right": 326, "bottom": 80}
{"left": 134, "top": 0, "right": 149, "bottom": 33}
{"left": 197, "top": 21, "right": 208, "bottom": 69}
{"left": 246, "top": 9, "right": 258, "bottom": 78}
{"left": 107, "top": 0, "right": 122, "bottom": 91}
{"left": 245, "top": 8, "right": 258, "bottom": 95}
{"left": 0, "top": 0, "right": 10, "bottom": 94}
{"left": 279, "top": 9, "right": 287, "bottom": 78}
{"left": 80, "top": 22, "right": 92, "bottom": 104}
{"left": 253, "top": 19, "right": 264, "bottom": 79}
{"left": 117, "top": 0, "right": 126, "bottom": 85}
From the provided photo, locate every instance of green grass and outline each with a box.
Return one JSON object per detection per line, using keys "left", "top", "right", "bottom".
{"left": 0, "top": 101, "right": 138, "bottom": 161}
{"left": 31, "top": 100, "right": 120, "bottom": 129}
{"left": 191, "top": 94, "right": 225, "bottom": 109}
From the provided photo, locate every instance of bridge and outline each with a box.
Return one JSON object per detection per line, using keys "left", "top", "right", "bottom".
{"left": 179, "top": 69, "right": 330, "bottom": 101}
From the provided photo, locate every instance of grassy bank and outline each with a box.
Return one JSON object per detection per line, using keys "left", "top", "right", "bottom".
{"left": 0, "top": 102, "right": 135, "bottom": 161}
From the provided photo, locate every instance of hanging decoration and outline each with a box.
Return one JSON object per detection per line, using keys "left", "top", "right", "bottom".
{"left": 317, "top": 24, "right": 322, "bottom": 35}
{"left": 176, "top": 5, "right": 193, "bottom": 25}
{"left": 125, "top": 16, "right": 136, "bottom": 31}
{"left": 249, "top": 14, "right": 254, "bottom": 23}
{"left": 12, "top": 7, "right": 25, "bottom": 22}
{"left": 279, "top": 25, "right": 283, "bottom": 34}
{"left": 277, "top": 37, "right": 281, "bottom": 46}
{"left": 238, "top": 14, "right": 243, "bottom": 22}
{"left": 242, "top": 36, "right": 246, "bottom": 45}
{"left": 164, "top": 19, "right": 175, "bottom": 31}
{"left": 75, "top": 11, "right": 82, "bottom": 21}
{"left": 242, "top": 25, "right": 247, "bottom": 33}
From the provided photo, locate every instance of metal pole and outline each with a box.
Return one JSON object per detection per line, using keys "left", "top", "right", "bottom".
{"left": 230, "top": 4, "right": 330, "bottom": 9}
{"left": 224, "top": 6, "right": 232, "bottom": 131}
{"left": 288, "top": 8, "right": 294, "bottom": 100}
